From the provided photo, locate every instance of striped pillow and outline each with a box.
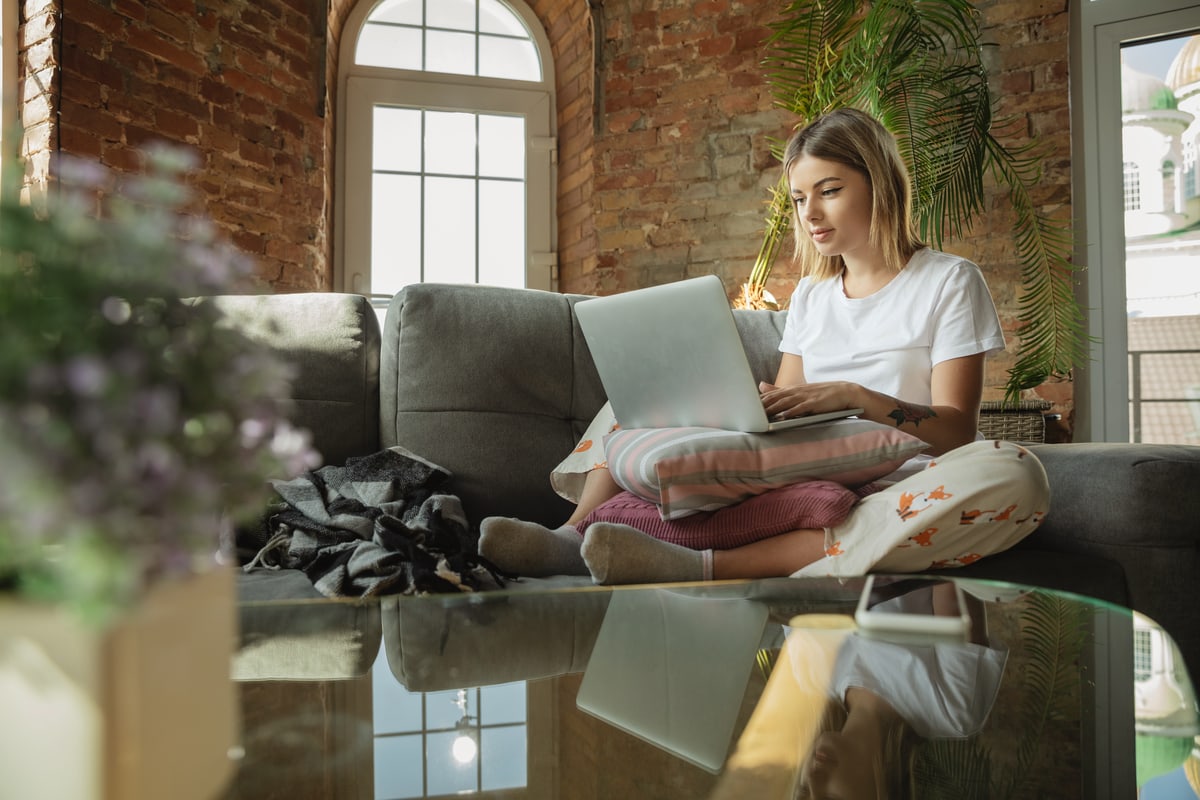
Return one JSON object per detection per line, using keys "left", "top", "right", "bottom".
{"left": 604, "top": 419, "right": 928, "bottom": 520}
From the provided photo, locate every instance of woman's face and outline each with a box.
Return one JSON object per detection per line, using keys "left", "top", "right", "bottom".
{"left": 797, "top": 729, "right": 881, "bottom": 799}
{"left": 788, "top": 154, "right": 875, "bottom": 266}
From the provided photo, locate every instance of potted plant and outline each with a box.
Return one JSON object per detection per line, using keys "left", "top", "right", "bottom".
{"left": 742, "top": 0, "right": 1088, "bottom": 401}
{"left": 0, "top": 145, "right": 318, "bottom": 799}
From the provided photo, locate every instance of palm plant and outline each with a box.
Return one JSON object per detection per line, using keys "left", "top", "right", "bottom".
{"left": 749, "top": 0, "right": 1088, "bottom": 400}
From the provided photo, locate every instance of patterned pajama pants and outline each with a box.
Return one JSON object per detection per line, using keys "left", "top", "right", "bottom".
{"left": 793, "top": 439, "right": 1050, "bottom": 578}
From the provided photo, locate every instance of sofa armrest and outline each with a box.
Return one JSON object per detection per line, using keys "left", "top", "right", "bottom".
{"left": 1025, "top": 442, "right": 1200, "bottom": 679}
{"left": 208, "top": 293, "right": 381, "bottom": 467}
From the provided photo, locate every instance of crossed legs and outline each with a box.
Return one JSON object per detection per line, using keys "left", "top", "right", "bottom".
{"left": 479, "top": 465, "right": 826, "bottom": 582}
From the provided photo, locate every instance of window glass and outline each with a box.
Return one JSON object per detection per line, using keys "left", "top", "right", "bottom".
{"left": 478, "top": 114, "right": 524, "bottom": 179}
{"left": 480, "top": 35, "right": 540, "bottom": 82}
{"left": 356, "top": 0, "right": 541, "bottom": 83}
{"left": 370, "top": 0, "right": 421, "bottom": 25}
{"left": 425, "top": 176, "right": 477, "bottom": 285}
{"left": 480, "top": 0, "right": 528, "bottom": 36}
{"left": 427, "top": 0, "right": 476, "bottom": 31}
{"left": 479, "top": 682, "right": 526, "bottom": 725}
{"left": 478, "top": 180, "right": 524, "bottom": 288}
{"left": 374, "top": 736, "right": 424, "bottom": 798}
{"left": 427, "top": 731, "right": 476, "bottom": 796}
{"left": 480, "top": 726, "right": 527, "bottom": 790}
{"left": 371, "top": 173, "right": 421, "bottom": 293}
{"left": 426, "top": 29, "right": 476, "bottom": 76}
{"left": 425, "top": 111, "right": 476, "bottom": 176}
{"left": 373, "top": 106, "right": 421, "bottom": 172}
{"left": 356, "top": 24, "right": 422, "bottom": 70}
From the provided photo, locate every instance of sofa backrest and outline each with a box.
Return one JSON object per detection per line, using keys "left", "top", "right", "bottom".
{"left": 208, "top": 293, "right": 381, "bottom": 468}
{"left": 381, "top": 283, "right": 788, "bottom": 527}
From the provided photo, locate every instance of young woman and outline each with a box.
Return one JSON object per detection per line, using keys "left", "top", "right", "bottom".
{"left": 480, "top": 107, "right": 1050, "bottom": 584}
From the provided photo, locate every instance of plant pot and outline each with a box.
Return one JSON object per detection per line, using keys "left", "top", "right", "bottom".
{"left": 0, "top": 566, "right": 238, "bottom": 800}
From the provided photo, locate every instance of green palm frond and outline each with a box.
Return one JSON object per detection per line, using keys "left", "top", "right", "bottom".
{"left": 992, "top": 590, "right": 1090, "bottom": 798}
{"left": 755, "top": 0, "right": 1088, "bottom": 400}
{"left": 916, "top": 738, "right": 995, "bottom": 799}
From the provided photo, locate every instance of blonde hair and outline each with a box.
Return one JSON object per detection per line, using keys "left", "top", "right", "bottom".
{"left": 783, "top": 108, "right": 924, "bottom": 280}
{"left": 792, "top": 696, "right": 921, "bottom": 800}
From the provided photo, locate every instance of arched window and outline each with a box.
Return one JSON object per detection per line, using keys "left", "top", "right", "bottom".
{"left": 336, "top": 0, "right": 556, "bottom": 307}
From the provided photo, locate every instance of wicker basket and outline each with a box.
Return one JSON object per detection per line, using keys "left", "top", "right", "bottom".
{"left": 978, "top": 400, "right": 1053, "bottom": 443}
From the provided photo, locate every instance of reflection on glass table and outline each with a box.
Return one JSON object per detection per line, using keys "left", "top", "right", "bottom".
{"left": 220, "top": 576, "right": 1198, "bottom": 799}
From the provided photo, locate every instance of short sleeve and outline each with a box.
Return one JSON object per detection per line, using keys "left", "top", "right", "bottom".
{"left": 928, "top": 262, "right": 1005, "bottom": 365}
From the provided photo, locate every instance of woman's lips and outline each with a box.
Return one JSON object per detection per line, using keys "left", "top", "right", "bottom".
{"left": 810, "top": 228, "right": 832, "bottom": 243}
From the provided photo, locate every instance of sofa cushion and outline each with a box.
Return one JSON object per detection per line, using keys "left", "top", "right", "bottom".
{"left": 382, "top": 284, "right": 608, "bottom": 527}
{"left": 603, "top": 420, "right": 928, "bottom": 519}
{"left": 209, "top": 293, "right": 381, "bottom": 468}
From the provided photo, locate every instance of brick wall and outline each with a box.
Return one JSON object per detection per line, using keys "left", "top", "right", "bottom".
{"left": 20, "top": 0, "right": 1073, "bottom": 428}
{"left": 23, "top": 0, "right": 331, "bottom": 292}
{"left": 565, "top": 0, "right": 792, "bottom": 297}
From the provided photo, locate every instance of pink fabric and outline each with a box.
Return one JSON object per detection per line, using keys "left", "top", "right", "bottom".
{"left": 603, "top": 419, "right": 928, "bottom": 520}
{"left": 578, "top": 480, "right": 862, "bottom": 550}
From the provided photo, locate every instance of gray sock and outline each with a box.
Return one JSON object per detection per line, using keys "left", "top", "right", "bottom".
{"left": 478, "top": 517, "right": 588, "bottom": 577}
{"left": 581, "top": 522, "right": 712, "bottom": 585}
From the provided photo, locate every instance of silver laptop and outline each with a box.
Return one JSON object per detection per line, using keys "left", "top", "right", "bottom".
{"left": 575, "top": 588, "right": 770, "bottom": 773}
{"left": 574, "top": 274, "right": 863, "bottom": 432}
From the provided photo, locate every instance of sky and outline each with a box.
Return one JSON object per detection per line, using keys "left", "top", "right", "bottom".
{"left": 1123, "top": 33, "right": 1194, "bottom": 81}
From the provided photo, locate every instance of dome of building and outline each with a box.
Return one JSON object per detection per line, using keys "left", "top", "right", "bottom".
{"left": 1123, "top": 63, "right": 1178, "bottom": 112}
{"left": 1166, "top": 35, "right": 1200, "bottom": 90}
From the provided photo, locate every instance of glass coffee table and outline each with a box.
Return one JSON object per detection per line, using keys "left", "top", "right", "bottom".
{"left": 222, "top": 575, "right": 1199, "bottom": 799}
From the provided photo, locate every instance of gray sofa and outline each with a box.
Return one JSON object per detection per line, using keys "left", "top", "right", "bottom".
{"left": 217, "top": 284, "right": 1200, "bottom": 681}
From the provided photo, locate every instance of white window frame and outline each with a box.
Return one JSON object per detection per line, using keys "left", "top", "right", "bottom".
{"left": 334, "top": 0, "right": 557, "bottom": 299}
{"left": 1071, "top": 0, "right": 1200, "bottom": 442}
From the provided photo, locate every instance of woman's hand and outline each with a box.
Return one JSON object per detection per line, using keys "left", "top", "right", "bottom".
{"left": 765, "top": 351, "right": 983, "bottom": 455}
{"left": 758, "top": 380, "right": 863, "bottom": 420}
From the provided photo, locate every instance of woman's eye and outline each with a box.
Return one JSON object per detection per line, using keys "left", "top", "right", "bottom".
{"left": 793, "top": 197, "right": 806, "bottom": 207}
{"left": 822, "top": 187, "right": 840, "bottom": 197}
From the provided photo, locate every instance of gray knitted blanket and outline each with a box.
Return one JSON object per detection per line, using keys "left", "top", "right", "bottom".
{"left": 243, "top": 446, "right": 499, "bottom": 597}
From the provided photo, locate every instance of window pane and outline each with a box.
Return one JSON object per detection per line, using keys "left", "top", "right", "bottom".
{"left": 425, "top": 111, "right": 476, "bottom": 176}
{"left": 357, "top": 24, "right": 422, "bottom": 70}
{"left": 372, "top": 656, "right": 424, "bottom": 733}
{"left": 426, "top": 29, "right": 476, "bottom": 76}
{"left": 480, "top": 0, "right": 529, "bottom": 37}
{"left": 481, "top": 726, "right": 527, "bottom": 791}
{"left": 480, "top": 35, "right": 540, "bottom": 82}
{"left": 479, "top": 681, "right": 526, "bottom": 725}
{"left": 372, "top": 173, "right": 422, "bottom": 293}
{"left": 478, "top": 180, "right": 524, "bottom": 288}
{"left": 427, "top": 0, "right": 477, "bottom": 32}
{"left": 424, "top": 688, "right": 467, "bottom": 729}
{"left": 368, "top": 0, "right": 422, "bottom": 25}
{"left": 375, "top": 735, "right": 424, "bottom": 799}
{"left": 479, "top": 114, "right": 524, "bottom": 179}
{"left": 374, "top": 106, "right": 421, "bottom": 173}
{"left": 426, "top": 177, "right": 477, "bottom": 285}
{"left": 427, "top": 731, "right": 477, "bottom": 795}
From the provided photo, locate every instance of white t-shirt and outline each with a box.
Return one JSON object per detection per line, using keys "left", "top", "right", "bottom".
{"left": 831, "top": 633, "right": 1008, "bottom": 739}
{"left": 777, "top": 248, "right": 1005, "bottom": 405}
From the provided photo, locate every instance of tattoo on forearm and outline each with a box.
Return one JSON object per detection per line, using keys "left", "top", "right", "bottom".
{"left": 887, "top": 401, "right": 937, "bottom": 428}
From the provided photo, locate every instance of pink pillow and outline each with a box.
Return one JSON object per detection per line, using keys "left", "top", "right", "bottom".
{"left": 578, "top": 481, "right": 861, "bottom": 550}
{"left": 604, "top": 419, "right": 928, "bottom": 520}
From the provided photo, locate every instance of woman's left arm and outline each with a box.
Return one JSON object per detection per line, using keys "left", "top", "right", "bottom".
{"left": 761, "top": 353, "right": 984, "bottom": 456}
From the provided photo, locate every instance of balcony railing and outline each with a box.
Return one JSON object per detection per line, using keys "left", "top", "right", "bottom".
{"left": 1128, "top": 348, "right": 1200, "bottom": 443}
